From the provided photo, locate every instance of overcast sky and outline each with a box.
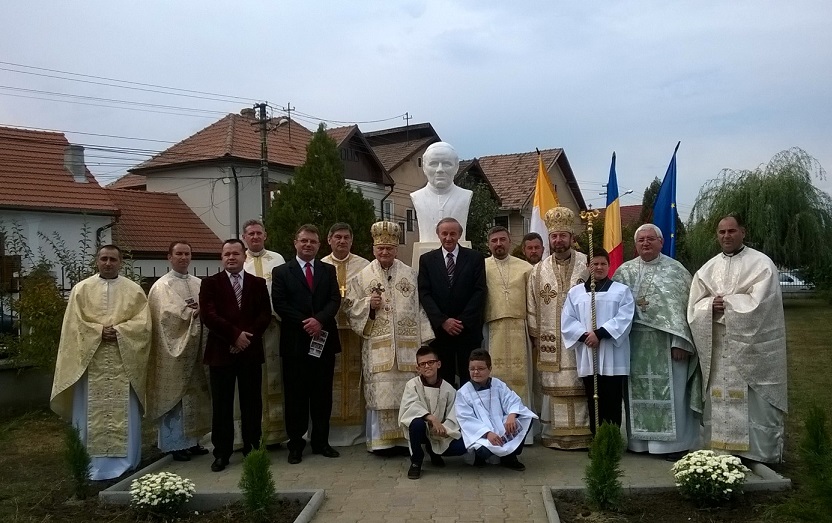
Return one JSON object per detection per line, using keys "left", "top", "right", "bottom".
{"left": 1, "top": 1, "right": 830, "bottom": 220}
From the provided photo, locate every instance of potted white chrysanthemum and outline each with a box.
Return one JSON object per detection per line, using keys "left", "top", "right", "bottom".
{"left": 671, "top": 450, "right": 751, "bottom": 507}
{"left": 130, "top": 471, "right": 195, "bottom": 518}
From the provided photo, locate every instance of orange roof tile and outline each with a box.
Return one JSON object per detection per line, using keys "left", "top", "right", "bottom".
{"left": 130, "top": 112, "right": 313, "bottom": 173}
{"left": 107, "top": 189, "right": 221, "bottom": 255}
{"left": 477, "top": 149, "right": 586, "bottom": 210}
{"left": 107, "top": 173, "right": 146, "bottom": 190}
{"left": 365, "top": 123, "right": 440, "bottom": 173}
{"left": 325, "top": 125, "right": 357, "bottom": 146}
{"left": 0, "top": 126, "right": 118, "bottom": 214}
{"left": 599, "top": 204, "right": 643, "bottom": 227}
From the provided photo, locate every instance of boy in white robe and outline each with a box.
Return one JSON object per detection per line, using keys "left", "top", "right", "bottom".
{"left": 398, "top": 346, "right": 465, "bottom": 479}
{"left": 455, "top": 349, "right": 538, "bottom": 470}
{"left": 561, "top": 249, "right": 635, "bottom": 434}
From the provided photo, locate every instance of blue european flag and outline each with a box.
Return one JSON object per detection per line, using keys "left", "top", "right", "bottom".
{"left": 652, "top": 141, "right": 680, "bottom": 258}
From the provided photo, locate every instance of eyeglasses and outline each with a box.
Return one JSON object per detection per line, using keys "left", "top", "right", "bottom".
{"left": 417, "top": 359, "right": 439, "bottom": 368}
{"left": 636, "top": 237, "right": 659, "bottom": 244}
{"left": 468, "top": 366, "right": 489, "bottom": 373}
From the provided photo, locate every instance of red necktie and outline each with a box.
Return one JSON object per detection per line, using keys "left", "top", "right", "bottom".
{"left": 305, "top": 262, "right": 314, "bottom": 290}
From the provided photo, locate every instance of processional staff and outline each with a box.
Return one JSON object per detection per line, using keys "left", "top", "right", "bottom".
{"left": 579, "top": 208, "right": 601, "bottom": 432}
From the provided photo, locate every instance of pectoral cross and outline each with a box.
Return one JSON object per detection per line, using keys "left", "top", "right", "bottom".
{"left": 503, "top": 289, "right": 510, "bottom": 302}
{"left": 339, "top": 284, "right": 346, "bottom": 298}
{"left": 636, "top": 296, "right": 649, "bottom": 312}
{"left": 370, "top": 282, "right": 385, "bottom": 295}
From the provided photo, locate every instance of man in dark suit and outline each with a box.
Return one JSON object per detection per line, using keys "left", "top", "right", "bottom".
{"left": 200, "top": 239, "right": 272, "bottom": 472}
{"left": 418, "top": 217, "right": 487, "bottom": 387}
{"left": 272, "top": 224, "right": 342, "bottom": 464}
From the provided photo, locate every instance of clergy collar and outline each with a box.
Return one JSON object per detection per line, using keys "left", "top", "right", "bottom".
{"left": 97, "top": 274, "right": 119, "bottom": 280}
{"left": 419, "top": 375, "right": 443, "bottom": 388}
{"left": 584, "top": 277, "right": 612, "bottom": 292}
{"left": 553, "top": 251, "right": 572, "bottom": 264}
{"left": 171, "top": 270, "right": 189, "bottom": 279}
{"left": 722, "top": 245, "right": 746, "bottom": 258}
{"left": 329, "top": 252, "right": 351, "bottom": 262}
{"left": 248, "top": 249, "right": 265, "bottom": 258}
{"left": 471, "top": 377, "right": 492, "bottom": 391}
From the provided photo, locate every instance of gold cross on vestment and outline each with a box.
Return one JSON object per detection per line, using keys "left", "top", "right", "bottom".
{"left": 339, "top": 284, "right": 346, "bottom": 298}
{"left": 539, "top": 283, "right": 557, "bottom": 305}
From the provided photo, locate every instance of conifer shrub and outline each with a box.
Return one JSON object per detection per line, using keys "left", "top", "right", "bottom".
{"left": 800, "top": 404, "right": 832, "bottom": 511}
{"left": 584, "top": 422, "right": 624, "bottom": 511}
{"left": 239, "top": 444, "right": 276, "bottom": 521}
{"left": 63, "top": 424, "right": 91, "bottom": 500}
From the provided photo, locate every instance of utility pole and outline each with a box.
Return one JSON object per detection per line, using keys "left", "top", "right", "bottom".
{"left": 403, "top": 112, "right": 412, "bottom": 143}
{"left": 286, "top": 102, "right": 294, "bottom": 146}
{"left": 255, "top": 102, "right": 270, "bottom": 221}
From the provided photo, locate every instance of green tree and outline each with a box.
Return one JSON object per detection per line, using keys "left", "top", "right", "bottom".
{"left": 265, "top": 123, "right": 378, "bottom": 260}
{"left": 686, "top": 148, "right": 832, "bottom": 284}
{"left": 457, "top": 172, "right": 499, "bottom": 254}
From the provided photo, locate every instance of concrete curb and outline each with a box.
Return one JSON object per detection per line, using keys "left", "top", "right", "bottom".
{"left": 542, "top": 463, "right": 791, "bottom": 523}
{"left": 99, "top": 456, "right": 325, "bottom": 523}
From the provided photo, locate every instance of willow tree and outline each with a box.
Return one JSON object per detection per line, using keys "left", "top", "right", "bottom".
{"left": 685, "top": 148, "right": 832, "bottom": 285}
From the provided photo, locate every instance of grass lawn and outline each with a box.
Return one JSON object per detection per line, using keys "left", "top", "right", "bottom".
{"left": 0, "top": 298, "right": 830, "bottom": 521}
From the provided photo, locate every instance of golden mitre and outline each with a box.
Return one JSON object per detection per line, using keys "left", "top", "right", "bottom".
{"left": 371, "top": 221, "right": 400, "bottom": 246}
{"left": 544, "top": 206, "right": 575, "bottom": 234}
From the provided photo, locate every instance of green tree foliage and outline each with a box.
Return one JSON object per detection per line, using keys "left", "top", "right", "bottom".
{"left": 686, "top": 148, "right": 832, "bottom": 282}
{"left": 799, "top": 404, "right": 832, "bottom": 514}
{"left": 63, "top": 424, "right": 91, "bottom": 500}
{"left": 265, "top": 123, "right": 378, "bottom": 260}
{"left": 457, "top": 172, "right": 499, "bottom": 254}
{"left": 584, "top": 422, "right": 624, "bottom": 511}
{"left": 239, "top": 445, "right": 276, "bottom": 521}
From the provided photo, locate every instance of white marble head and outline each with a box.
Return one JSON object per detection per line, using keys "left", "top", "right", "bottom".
{"left": 422, "top": 142, "right": 459, "bottom": 191}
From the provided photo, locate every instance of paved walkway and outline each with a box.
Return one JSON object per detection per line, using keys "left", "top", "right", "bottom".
{"left": 151, "top": 444, "right": 684, "bottom": 522}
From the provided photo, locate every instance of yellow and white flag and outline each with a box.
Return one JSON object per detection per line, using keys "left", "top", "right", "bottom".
{"left": 530, "top": 152, "right": 559, "bottom": 259}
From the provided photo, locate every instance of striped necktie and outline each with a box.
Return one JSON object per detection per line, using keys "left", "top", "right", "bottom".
{"left": 231, "top": 273, "right": 242, "bottom": 308}
{"left": 446, "top": 252, "right": 455, "bottom": 285}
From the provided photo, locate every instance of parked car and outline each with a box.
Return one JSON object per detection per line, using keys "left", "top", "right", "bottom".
{"left": 779, "top": 272, "right": 814, "bottom": 293}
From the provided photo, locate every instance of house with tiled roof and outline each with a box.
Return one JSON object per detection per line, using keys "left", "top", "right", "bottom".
{"left": 364, "top": 123, "right": 442, "bottom": 261}
{"left": 477, "top": 148, "right": 587, "bottom": 246}
{"left": 0, "top": 126, "right": 118, "bottom": 292}
{"left": 117, "top": 109, "right": 391, "bottom": 243}
{"left": 106, "top": 189, "right": 223, "bottom": 284}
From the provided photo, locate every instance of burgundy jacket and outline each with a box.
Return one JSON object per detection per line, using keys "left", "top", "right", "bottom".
{"left": 200, "top": 270, "right": 271, "bottom": 367}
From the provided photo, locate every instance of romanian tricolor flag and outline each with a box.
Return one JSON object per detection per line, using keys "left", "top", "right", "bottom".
{"left": 604, "top": 152, "right": 623, "bottom": 275}
{"left": 530, "top": 150, "right": 559, "bottom": 259}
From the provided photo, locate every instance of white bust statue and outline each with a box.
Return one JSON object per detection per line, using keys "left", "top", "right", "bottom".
{"left": 410, "top": 142, "right": 473, "bottom": 241}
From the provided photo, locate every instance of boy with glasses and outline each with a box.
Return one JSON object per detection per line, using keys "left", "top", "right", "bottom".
{"left": 399, "top": 346, "right": 465, "bottom": 479}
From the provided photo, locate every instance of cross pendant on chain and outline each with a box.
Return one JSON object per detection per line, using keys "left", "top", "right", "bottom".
{"left": 636, "top": 296, "right": 649, "bottom": 312}
{"left": 339, "top": 284, "right": 347, "bottom": 298}
{"left": 503, "top": 289, "right": 510, "bottom": 302}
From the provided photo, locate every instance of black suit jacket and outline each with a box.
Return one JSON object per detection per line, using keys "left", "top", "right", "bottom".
{"left": 272, "top": 258, "right": 342, "bottom": 358}
{"left": 418, "top": 245, "right": 487, "bottom": 349}
{"left": 200, "top": 270, "right": 272, "bottom": 367}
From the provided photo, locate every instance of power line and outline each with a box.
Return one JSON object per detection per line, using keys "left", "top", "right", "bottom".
{"left": 0, "top": 92, "right": 220, "bottom": 119}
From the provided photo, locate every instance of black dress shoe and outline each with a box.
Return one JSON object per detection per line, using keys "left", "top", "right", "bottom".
{"left": 288, "top": 450, "right": 302, "bottom": 464}
{"left": 500, "top": 456, "right": 526, "bottom": 471}
{"left": 171, "top": 450, "right": 191, "bottom": 462}
{"left": 312, "top": 446, "right": 340, "bottom": 458}
{"left": 210, "top": 457, "right": 229, "bottom": 472}
{"left": 188, "top": 445, "right": 209, "bottom": 456}
{"left": 407, "top": 463, "right": 422, "bottom": 479}
{"left": 429, "top": 453, "right": 446, "bottom": 468}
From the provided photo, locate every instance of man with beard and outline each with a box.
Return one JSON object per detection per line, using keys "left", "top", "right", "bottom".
{"left": 527, "top": 207, "right": 592, "bottom": 450}
{"left": 521, "top": 233, "right": 545, "bottom": 265}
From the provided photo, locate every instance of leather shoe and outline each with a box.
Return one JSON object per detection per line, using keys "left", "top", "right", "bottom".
{"left": 429, "top": 453, "right": 446, "bottom": 468}
{"left": 288, "top": 451, "right": 302, "bottom": 464}
{"left": 407, "top": 463, "right": 422, "bottom": 479}
{"left": 188, "top": 445, "right": 209, "bottom": 456}
{"left": 312, "top": 446, "right": 340, "bottom": 458}
{"left": 171, "top": 450, "right": 190, "bottom": 462}
{"left": 500, "top": 456, "right": 526, "bottom": 471}
{"left": 210, "top": 457, "right": 229, "bottom": 472}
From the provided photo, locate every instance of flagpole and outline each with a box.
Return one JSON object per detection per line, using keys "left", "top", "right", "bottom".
{"left": 580, "top": 207, "right": 601, "bottom": 433}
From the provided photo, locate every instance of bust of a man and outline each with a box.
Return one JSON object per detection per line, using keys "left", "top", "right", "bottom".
{"left": 410, "top": 142, "right": 473, "bottom": 241}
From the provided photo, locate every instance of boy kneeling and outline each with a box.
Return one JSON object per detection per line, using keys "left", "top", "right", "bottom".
{"left": 455, "top": 349, "right": 538, "bottom": 470}
{"left": 399, "top": 346, "right": 466, "bottom": 479}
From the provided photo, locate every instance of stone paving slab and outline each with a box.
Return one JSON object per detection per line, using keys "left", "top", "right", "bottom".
{"left": 111, "top": 445, "right": 694, "bottom": 522}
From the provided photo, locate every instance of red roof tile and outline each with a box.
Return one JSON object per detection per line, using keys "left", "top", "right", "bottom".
{"left": 107, "top": 173, "right": 146, "bottom": 190}
{"left": 599, "top": 204, "right": 643, "bottom": 227}
{"left": 130, "top": 112, "right": 313, "bottom": 173}
{"left": 0, "top": 126, "right": 118, "bottom": 214}
{"left": 477, "top": 149, "right": 586, "bottom": 210}
{"left": 107, "top": 189, "right": 221, "bottom": 255}
{"left": 325, "top": 125, "right": 357, "bottom": 146}
{"left": 365, "top": 123, "right": 440, "bottom": 173}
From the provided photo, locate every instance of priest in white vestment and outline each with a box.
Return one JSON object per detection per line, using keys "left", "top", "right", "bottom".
{"left": 613, "top": 224, "right": 702, "bottom": 456}
{"left": 347, "top": 222, "right": 435, "bottom": 452}
{"left": 51, "top": 245, "right": 151, "bottom": 480}
{"left": 562, "top": 248, "right": 634, "bottom": 434}
{"left": 527, "top": 206, "right": 592, "bottom": 449}
{"left": 688, "top": 216, "right": 787, "bottom": 463}
{"left": 242, "top": 219, "right": 287, "bottom": 446}
{"left": 321, "top": 222, "right": 370, "bottom": 446}
{"left": 146, "top": 241, "right": 211, "bottom": 461}
{"left": 455, "top": 349, "right": 537, "bottom": 470}
{"left": 399, "top": 346, "right": 464, "bottom": 479}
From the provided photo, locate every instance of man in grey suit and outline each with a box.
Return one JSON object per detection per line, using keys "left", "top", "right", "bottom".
{"left": 272, "top": 224, "right": 342, "bottom": 464}
{"left": 418, "top": 218, "right": 487, "bottom": 387}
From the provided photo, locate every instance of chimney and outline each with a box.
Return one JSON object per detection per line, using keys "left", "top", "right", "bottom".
{"left": 240, "top": 107, "right": 256, "bottom": 118}
{"left": 64, "top": 144, "right": 87, "bottom": 183}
